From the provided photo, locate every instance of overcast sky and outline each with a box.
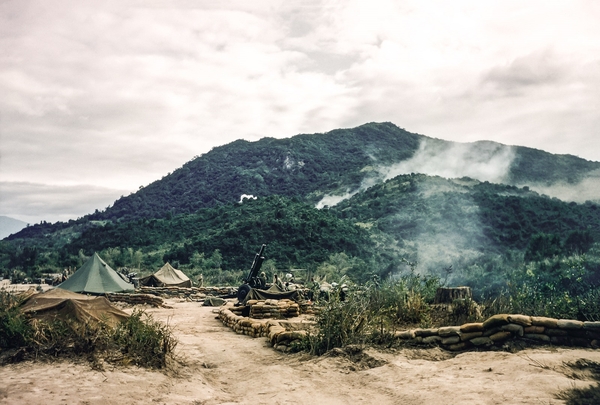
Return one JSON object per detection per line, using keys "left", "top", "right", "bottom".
{"left": 1, "top": 0, "right": 599, "bottom": 225}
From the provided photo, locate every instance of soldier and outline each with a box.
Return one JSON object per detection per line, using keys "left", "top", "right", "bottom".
{"left": 258, "top": 272, "right": 267, "bottom": 289}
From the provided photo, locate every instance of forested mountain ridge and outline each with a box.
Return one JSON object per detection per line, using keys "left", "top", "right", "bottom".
{"left": 334, "top": 174, "right": 600, "bottom": 273}
{"left": 8, "top": 122, "right": 600, "bottom": 239}
{"left": 79, "top": 122, "right": 600, "bottom": 223}
{"left": 95, "top": 122, "right": 422, "bottom": 222}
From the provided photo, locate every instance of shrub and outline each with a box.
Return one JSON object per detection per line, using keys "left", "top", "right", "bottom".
{"left": 113, "top": 309, "right": 177, "bottom": 368}
{"left": 0, "top": 290, "right": 33, "bottom": 348}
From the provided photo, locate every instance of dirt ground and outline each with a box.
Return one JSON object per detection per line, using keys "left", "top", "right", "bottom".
{"left": 1, "top": 289, "right": 600, "bottom": 405}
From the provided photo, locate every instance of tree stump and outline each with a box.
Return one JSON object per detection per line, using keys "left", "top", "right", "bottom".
{"left": 434, "top": 287, "right": 472, "bottom": 304}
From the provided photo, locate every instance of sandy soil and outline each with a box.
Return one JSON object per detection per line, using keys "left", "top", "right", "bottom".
{"left": 1, "top": 293, "right": 600, "bottom": 405}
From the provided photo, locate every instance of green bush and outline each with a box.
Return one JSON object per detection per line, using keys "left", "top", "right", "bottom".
{"left": 113, "top": 309, "right": 177, "bottom": 369}
{"left": 0, "top": 290, "right": 33, "bottom": 348}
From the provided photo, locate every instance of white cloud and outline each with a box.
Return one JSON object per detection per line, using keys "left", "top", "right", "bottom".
{"left": 1, "top": 0, "right": 599, "bottom": 222}
{"left": 0, "top": 181, "right": 128, "bottom": 224}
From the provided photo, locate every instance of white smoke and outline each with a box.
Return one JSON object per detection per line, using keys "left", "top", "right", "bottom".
{"left": 525, "top": 171, "right": 600, "bottom": 203}
{"left": 315, "top": 175, "right": 382, "bottom": 209}
{"left": 239, "top": 194, "right": 257, "bottom": 203}
{"left": 316, "top": 191, "right": 357, "bottom": 209}
{"left": 380, "top": 139, "right": 516, "bottom": 184}
{"left": 316, "top": 138, "right": 516, "bottom": 209}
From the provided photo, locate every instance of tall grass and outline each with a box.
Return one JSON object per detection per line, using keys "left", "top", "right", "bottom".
{"left": 113, "top": 310, "right": 177, "bottom": 368}
{"left": 303, "top": 274, "right": 442, "bottom": 355}
{"left": 0, "top": 290, "right": 32, "bottom": 349}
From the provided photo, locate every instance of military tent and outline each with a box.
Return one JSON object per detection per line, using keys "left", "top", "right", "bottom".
{"left": 139, "top": 262, "right": 192, "bottom": 288}
{"left": 57, "top": 252, "right": 134, "bottom": 294}
{"left": 20, "top": 288, "right": 129, "bottom": 327}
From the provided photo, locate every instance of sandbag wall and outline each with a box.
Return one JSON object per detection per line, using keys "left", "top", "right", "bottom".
{"left": 247, "top": 299, "right": 300, "bottom": 319}
{"left": 138, "top": 286, "right": 237, "bottom": 300}
{"left": 218, "top": 306, "right": 309, "bottom": 352}
{"left": 395, "top": 314, "right": 600, "bottom": 351}
{"left": 218, "top": 307, "right": 271, "bottom": 338}
{"left": 228, "top": 299, "right": 301, "bottom": 319}
{"left": 106, "top": 293, "right": 164, "bottom": 307}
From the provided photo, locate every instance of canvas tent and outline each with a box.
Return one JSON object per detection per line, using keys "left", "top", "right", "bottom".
{"left": 57, "top": 252, "right": 134, "bottom": 294}
{"left": 20, "top": 288, "right": 129, "bottom": 327}
{"left": 139, "top": 262, "right": 192, "bottom": 288}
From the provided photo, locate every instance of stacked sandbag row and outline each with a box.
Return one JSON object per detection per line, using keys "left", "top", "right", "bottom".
{"left": 247, "top": 299, "right": 300, "bottom": 319}
{"left": 299, "top": 301, "right": 319, "bottom": 315}
{"left": 105, "top": 293, "right": 164, "bottom": 307}
{"left": 268, "top": 326, "right": 307, "bottom": 353}
{"left": 198, "top": 286, "right": 238, "bottom": 296}
{"left": 217, "top": 307, "right": 311, "bottom": 352}
{"left": 217, "top": 307, "right": 270, "bottom": 338}
{"left": 394, "top": 314, "right": 600, "bottom": 351}
{"left": 138, "top": 286, "right": 236, "bottom": 300}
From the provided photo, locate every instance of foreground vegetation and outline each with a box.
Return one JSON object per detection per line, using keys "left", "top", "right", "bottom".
{"left": 302, "top": 252, "right": 600, "bottom": 356}
{"left": 0, "top": 291, "right": 176, "bottom": 368}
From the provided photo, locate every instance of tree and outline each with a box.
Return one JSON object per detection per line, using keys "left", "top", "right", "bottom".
{"left": 525, "top": 233, "right": 562, "bottom": 262}
{"left": 564, "top": 230, "right": 594, "bottom": 255}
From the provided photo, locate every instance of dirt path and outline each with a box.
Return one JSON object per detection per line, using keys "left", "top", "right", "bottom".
{"left": 1, "top": 299, "right": 600, "bottom": 404}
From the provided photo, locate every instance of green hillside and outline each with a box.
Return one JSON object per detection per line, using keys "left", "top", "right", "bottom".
{"left": 3, "top": 122, "right": 600, "bottom": 296}
{"left": 96, "top": 122, "right": 422, "bottom": 222}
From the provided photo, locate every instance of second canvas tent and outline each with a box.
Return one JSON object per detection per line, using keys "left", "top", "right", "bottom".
{"left": 139, "top": 262, "right": 192, "bottom": 288}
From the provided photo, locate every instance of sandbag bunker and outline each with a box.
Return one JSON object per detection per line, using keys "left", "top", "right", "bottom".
{"left": 395, "top": 314, "right": 600, "bottom": 351}
{"left": 218, "top": 299, "right": 312, "bottom": 352}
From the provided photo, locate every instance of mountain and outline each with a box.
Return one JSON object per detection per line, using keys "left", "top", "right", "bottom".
{"left": 89, "top": 122, "right": 599, "bottom": 223}
{"left": 2, "top": 122, "right": 600, "bottom": 293}
{"left": 0, "top": 216, "right": 27, "bottom": 240}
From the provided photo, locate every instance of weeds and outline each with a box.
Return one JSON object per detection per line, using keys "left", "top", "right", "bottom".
{"left": 303, "top": 273, "right": 442, "bottom": 355}
{"left": 0, "top": 290, "right": 33, "bottom": 348}
{"left": 113, "top": 310, "right": 177, "bottom": 369}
